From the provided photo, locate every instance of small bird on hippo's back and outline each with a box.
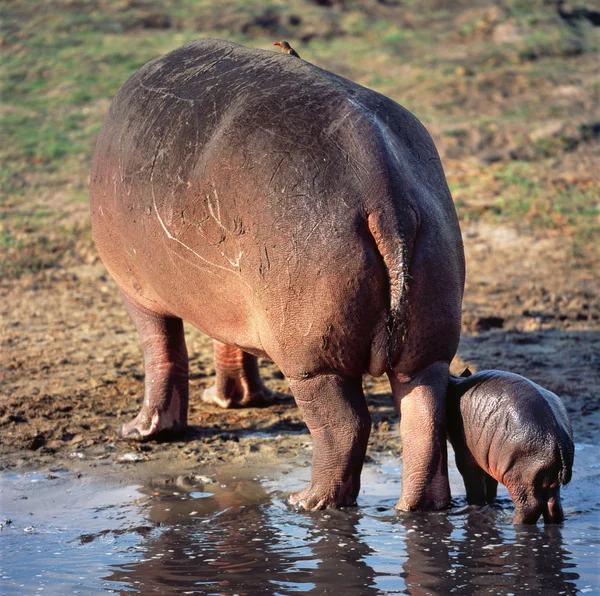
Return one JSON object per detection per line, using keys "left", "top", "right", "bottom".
{"left": 274, "top": 41, "right": 300, "bottom": 58}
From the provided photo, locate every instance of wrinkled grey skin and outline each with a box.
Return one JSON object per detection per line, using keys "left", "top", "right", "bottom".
{"left": 447, "top": 370, "right": 574, "bottom": 524}
{"left": 90, "top": 39, "right": 465, "bottom": 511}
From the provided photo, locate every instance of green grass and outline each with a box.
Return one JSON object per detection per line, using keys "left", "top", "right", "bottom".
{"left": 450, "top": 159, "right": 599, "bottom": 260}
{"left": 1, "top": 0, "right": 598, "bottom": 278}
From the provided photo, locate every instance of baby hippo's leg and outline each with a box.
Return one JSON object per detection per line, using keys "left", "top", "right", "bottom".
{"left": 543, "top": 487, "right": 565, "bottom": 524}
{"left": 202, "top": 340, "right": 275, "bottom": 408}
{"left": 453, "top": 449, "right": 488, "bottom": 506}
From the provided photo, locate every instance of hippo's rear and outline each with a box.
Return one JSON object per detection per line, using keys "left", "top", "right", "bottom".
{"left": 90, "top": 39, "right": 465, "bottom": 511}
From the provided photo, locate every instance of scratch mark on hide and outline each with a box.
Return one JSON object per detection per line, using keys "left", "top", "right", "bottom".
{"left": 304, "top": 220, "right": 321, "bottom": 244}
{"left": 326, "top": 110, "right": 353, "bottom": 136}
{"left": 253, "top": 123, "right": 317, "bottom": 152}
{"left": 270, "top": 156, "right": 285, "bottom": 186}
{"left": 206, "top": 187, "right": 243, "bottom": 268}
{"left": 326, "top": 135, "right": 370, "bottom": 178}
{"left": 170, "top": 244, "right": 218, "bottom": 275}
{"left": 139, "top": 81, "right": 196, "bottom": 104}
{"left": 207, "top": 187, "right": 225, "bottom": 231}
{"left": 150, "top": 146, "right": 240, "bottom": 275}
{"left": 164, "top": 242, "right": 187, "bottom": 277}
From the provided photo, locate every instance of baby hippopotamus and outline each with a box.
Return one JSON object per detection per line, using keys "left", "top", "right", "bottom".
{"left": 447, "top": 369, "right": 574, "bottom": 524}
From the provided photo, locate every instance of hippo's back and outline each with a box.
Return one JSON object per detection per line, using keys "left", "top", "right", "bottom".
{"left": 90, "top": 39, "right": 464, "bottom": 377}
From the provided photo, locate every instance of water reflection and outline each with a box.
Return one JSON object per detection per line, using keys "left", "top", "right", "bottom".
{"left": 1, "top": 457, "right": 596, "bottom": 595}
{"left": 387, "top": 506, "right": 581, "bottom": 595}
{"left": 304, "top": 509, "right": 379, "bottom": 595}
{"left": 106, "top": 472, "right": 382, "bottom": 594}
{"left": 108, "top": 473, "right": 284, "bottom": 594}
{"left": 103, "top": 472, "right": 583, "bottom": 595}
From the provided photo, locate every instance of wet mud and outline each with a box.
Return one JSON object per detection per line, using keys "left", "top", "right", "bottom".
{"left": 1, "top": 221, "right": 598, "bottom": 474}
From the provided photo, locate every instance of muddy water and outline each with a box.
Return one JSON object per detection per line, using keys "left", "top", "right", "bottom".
{"left": 1, "top": 445, "right": 599, "bottom": 595}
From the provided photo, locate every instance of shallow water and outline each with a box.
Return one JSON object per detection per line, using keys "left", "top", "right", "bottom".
{"left": 1, "top": 444, "right": 599, "bottom": 595}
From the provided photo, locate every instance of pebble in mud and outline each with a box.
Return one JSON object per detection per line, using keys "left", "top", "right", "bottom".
{"left": 117, "top": 452, "right": 148, "bottom": 463}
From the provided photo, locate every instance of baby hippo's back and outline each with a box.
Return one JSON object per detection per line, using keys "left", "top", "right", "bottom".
{"left": 447, "top": 370, "right": 574, "bottom": 523}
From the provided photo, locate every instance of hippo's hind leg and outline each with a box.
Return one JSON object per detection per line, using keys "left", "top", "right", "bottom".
{"left": 389, "top": 362, "right": 451, "bottom": 511}
{"left": 119, "top": 292, "right": 188, "bottom": 440}
{"left": 543, "top": 487, "right": 565, "bottom": 524}
{"left": 508, "top": 485, "right": 545, "bottom": 524}
{"left": 287, "top": 374, "right": 371, "bottom": 510}
{"left": 202, "top": 340, "right": 275, "bottom": 408}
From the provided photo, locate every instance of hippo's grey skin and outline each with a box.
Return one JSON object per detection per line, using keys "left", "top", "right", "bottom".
{"left": 447, "top": 370, "right": 574, "bottom": 524}
{"left": 90, "top": 39, "right": 465, "bottom": 511}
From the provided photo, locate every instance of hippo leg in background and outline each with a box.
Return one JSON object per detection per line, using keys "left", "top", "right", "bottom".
{"left": 544, "top": 488, "right": 565, "bottom": 523}
{"left": 119, "top": 293, "right": 189, "bottom": 440}
{"left": 485, "top": 474, "right": 499, "bottom": 504}
{"left": 389, "top": 362, "right": 451, "bottom": 511}
{"left": 287, "top": 374, "right": 371, "bottom": 510}
{"left": 202, "top": 340, "right": 275, "bottom": 408}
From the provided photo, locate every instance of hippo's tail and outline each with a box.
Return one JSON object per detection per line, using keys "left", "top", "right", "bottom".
{"left": 557, "top": 442, "right": 574, "bottom": 486}
{"left": 366, "top": 207, "right": 419, "bottom": 374}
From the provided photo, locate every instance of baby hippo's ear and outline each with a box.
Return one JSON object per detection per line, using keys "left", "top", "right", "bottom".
{"left": 460, "top": 367, "right": 473, "bottom": 378}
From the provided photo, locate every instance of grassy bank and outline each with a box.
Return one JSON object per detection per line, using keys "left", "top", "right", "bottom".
{"left": 1, "top": 0, "right": 598, "bottom": 278}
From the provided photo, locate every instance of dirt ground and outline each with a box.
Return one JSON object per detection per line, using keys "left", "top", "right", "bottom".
{"left": 1, "top": 217, "right": 598, "bottom": 475}
{"left": 1, "top": 0, "right": 599, "bottom": 480}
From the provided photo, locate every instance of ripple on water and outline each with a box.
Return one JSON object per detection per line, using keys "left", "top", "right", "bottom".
{"left": 0, "top": 444, "right": 599, "bottom": 595}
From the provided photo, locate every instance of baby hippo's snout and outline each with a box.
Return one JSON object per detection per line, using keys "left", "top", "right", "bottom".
{"left": 447, "top": 369, "right": 574, "bottom": 524}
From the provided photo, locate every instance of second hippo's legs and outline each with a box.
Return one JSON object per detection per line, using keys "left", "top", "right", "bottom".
{"left": 453, "top": 446, "right": 488, "bottom": 506}
{"left": 287, "top": 374, "right": 371, "bottom": 510}
{"left": 119, "top": 292, "right": 189, "bottom": 440}
{"left": 389, "top": 362, "right": 451, "bottom": 511}
{"left": 202, "top": 340, "right": 276, "bottom": 408}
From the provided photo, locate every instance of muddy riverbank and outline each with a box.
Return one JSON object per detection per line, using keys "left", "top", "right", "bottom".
{"left": 1, "top": 221, "right": 599, "bottom": 476}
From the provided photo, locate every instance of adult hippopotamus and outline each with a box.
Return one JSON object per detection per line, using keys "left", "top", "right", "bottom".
{"left": 447, "top": 370, "right": 574, "bottom": 524}
{"left": 90, "top": 39, "right": 465, "bottom": 511}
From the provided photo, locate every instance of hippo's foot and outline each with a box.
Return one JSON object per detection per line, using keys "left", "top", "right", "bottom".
{"left": 394, "top": 490, "right": 450, "bottom": 512}
{"left": 288, "top": 481, "right": 357, "bottom": 511}
{"left": 202, "top": 340, "right": 276, "bottom": 409}
{"left": 201, "top": 383, "right": 276, "bottom": 409}
{"left": 119, "top": 408, "right": 186, "bottom": 441}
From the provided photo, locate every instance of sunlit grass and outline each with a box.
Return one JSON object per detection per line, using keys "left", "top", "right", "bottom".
{"left": 1, "top": 0, "right": 598, "bottom": 277}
